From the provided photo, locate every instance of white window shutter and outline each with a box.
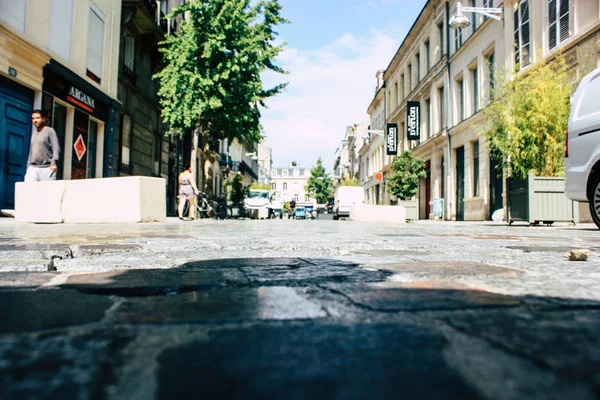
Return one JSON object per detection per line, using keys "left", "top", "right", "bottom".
{"left": 87, "top": 8, "right": 105, "bottom": 79}
{"left": 0, "top": 0, "right": 27, "bottom": 32}
{"left": 49, "top": 0, "right": 73, "bottom": 61}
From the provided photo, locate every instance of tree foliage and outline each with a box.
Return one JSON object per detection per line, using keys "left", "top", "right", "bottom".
{"left": 250, "top": 182, "right": 271, "bottom": 191}
{"left": 227, "top": 174, "right": 247, "bottom": 203}
{"left": 386, "top": 151, "right": 426, "bottom": 200}
{"left": 305, "top": 158, "right": 332, "bottom": 204}
{"left": 154, "top": 0, "right": 288, "bottom": 145}
{"left": 483, "top": 54, "right": 574, "bottom": 179}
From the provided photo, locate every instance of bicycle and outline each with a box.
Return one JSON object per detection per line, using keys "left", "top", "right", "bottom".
{"left": 182, "top": 192, "right": 214, "bottom": 219}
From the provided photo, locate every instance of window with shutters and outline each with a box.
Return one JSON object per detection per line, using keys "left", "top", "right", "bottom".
{"left": 438, "top": 22, "right": 444, "bottom": 57}
{"left": 416, "top": 53, "right": 421, "bottom": 83}
{"left": 49, "top": 0, "right": 73, "bottom": 61}
{"left": 471, "top": 0, "right": 477, "bottom": 31}
{"left": 425, "top": 40, "right": 430, "bottom": 72}
{"left": 472, "top": 140, "right": 480, "bottom": 196}
{"left": 123, "top": 33, "right": 135, "bottom": 77}
{"left": 514, "top": 0, "right": 531, "bottom": 70}
{"left": 438, "top": 86, "right": 445, "bottom": 131}
{"left": 456, "top": 78, "right": 465, "bottom": 122}
{"left": 548, "top": 0, "right": 570, "bottom": 50}
{"left": 87, "top": 6, "right": 105, "bottom": 84}
{"left": 0, "top": 0, "right": 26, "bottom": 32}
{"left": 483, "top": 0, "right": 491, "bottom": 22}
{"left": 472, "top": 67, "right": 479, "bottom": 113}
{"left": 487, "top": 52, "right": 495, "bottom": 100}
{"left": 455, "top": 28, "right": 463, "bottom": 52}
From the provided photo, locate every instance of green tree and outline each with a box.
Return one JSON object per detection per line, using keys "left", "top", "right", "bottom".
{"left": 305, "top": 158, "right": 332, "bottom": 204}
{"left": 386, "top": 151, "right": 426, "bottom": 200}
{"left": 228, "top": 174, "right": 247, "bottom": 203}
{"left": 154, "top": 0, "right": 288, "bottom": 145}
{"left": 483, "top": 54, "right": 574, "bottom": 179}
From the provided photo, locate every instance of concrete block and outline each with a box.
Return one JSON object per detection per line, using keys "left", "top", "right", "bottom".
{"left": 350, "top": 205, "right": 407, "bottom": 223}
{"left": 15, "top": 181, "right": 66, "bottom": 223}
{"left": 15, "top": 177, "right": 166, "bottom": 223}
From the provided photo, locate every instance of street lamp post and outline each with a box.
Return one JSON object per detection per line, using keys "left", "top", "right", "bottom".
{"left": 445, "top": 2, "right": 503, "bottom": 220}
{"left": 449, "top": 2, "right": 503, "bottom": 30}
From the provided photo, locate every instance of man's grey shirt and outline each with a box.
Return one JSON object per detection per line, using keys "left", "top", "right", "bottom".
{"left": 27, "top": 126, "right": 60, "bottom": 168}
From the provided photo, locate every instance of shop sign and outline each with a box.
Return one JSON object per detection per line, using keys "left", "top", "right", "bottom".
{"left": 407, "top": 101, "right": 420, "bottom": 140}
{"left": 386, "top": 123, "right": 398, "bottom": 155}
{"left": 67, "top": 87, "right": 95, "bottom": 113}
{"left": 43, "top": 68, "right": 106, "bottom": 120}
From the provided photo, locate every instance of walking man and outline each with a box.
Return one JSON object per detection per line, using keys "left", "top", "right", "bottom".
{"left": 25, "top": 109, "right": 60, "bottom": 182}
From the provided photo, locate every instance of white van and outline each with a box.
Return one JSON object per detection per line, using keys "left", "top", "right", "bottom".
{"left": 333, "top": 187, "right": 364, "bottom": 220}
{"left": 565, "top": 66, "right": 600, "bottom": 228}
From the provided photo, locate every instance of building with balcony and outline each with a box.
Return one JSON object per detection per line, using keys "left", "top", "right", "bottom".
{"left": 0, "top": 0, "right": 122, "bottom": 211}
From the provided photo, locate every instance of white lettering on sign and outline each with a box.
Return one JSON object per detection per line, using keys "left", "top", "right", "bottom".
{"left": 386, "top": 123, "right": 398, "bottom": 155}
{"left": 407, "top": 102, "right": 420, "bottom": 139}
{"left": 68, "top": 86, "right": 96, "bottom": 109}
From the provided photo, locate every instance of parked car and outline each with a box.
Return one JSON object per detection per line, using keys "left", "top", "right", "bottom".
{"left": 294, "top": 206, "right": 306, "bottom": 219}
{"left": 333, "top": 187, "right": 364, "bottom": 220}
{"left": 565, "top": 66, "right": 600, "bottom": 229}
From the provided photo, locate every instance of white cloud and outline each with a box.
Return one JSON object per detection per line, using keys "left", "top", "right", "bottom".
{"left": 261, "top": 30, "right": 400, "bottom": 170}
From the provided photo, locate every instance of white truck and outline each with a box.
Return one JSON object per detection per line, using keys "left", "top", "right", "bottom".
{"left": 333, "top": 187, "right": 365, "bottom": 220}
{"left": 244, "top": 190, "right": 284, "bottom": 219}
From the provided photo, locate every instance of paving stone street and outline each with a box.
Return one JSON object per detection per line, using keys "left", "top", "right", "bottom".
{"left": 0, "top": 217, "right": 599, "bottom": 399}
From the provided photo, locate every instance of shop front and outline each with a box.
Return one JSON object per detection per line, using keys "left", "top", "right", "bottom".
{"left": 42, "top": 61, "right": 118, "bottom": 181}
{"left": 0, "top": 25, "right": 50, "bottom": 210}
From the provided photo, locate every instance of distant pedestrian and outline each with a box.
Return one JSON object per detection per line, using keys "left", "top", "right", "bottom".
{"left": 25, "top": 109, "right": 60, "bottom": 182}
{"left": 178, "top": 165, "right": 199, "bottom": 220}
{"left": 288, "top": 198, "right": 296, "bottom": 219}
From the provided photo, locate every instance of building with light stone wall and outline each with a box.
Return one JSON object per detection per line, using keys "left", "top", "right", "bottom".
{"left": 270, "top": 164, "right": 316, "bottom": 205}
{"left": 364, "top": 0, "right": 600, "bottom": 221}
{"left": 0, "top": 0, "right": 122, "bottom": 211}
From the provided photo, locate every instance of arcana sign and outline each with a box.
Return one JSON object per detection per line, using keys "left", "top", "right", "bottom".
{"left": 386, "top": 123, "right": 398, "bottom": 155}
{"left": 407, "top": 101, "right": 420, "bottom": 140}
{"left": 67, "top": 87, "right": 96, "bottom": 113}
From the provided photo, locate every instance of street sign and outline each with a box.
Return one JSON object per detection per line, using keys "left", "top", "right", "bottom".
{"left": 386, "top": 123, "right": 398, "bottom": 155}
{"left": 375, "top": 172, "right": 383, "bottom": 182}
{"left": 407, "top": 101, "right": 420, "bottom": 140}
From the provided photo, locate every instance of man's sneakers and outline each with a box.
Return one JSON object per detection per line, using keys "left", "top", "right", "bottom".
{"left": 1, "top": 209, "right": 15, "bottom": 218}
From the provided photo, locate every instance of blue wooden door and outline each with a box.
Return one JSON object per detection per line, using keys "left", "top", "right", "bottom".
{"left": 0, "top": 76, "right": 33, "bottom": 210}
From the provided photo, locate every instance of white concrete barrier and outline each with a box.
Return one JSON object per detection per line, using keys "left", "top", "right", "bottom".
{"left": 350, "top": 204, "right": 407, "bottom": 223}
{"left": 15, "top": 176, "right": 166, "bottom": 223}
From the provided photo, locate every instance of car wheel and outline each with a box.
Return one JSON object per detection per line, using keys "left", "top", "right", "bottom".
{"left": 589, "top": 172, "right": 600, "bottom": 229}
{"left": 333, "top": 215, "right": 339, "bottom": 220}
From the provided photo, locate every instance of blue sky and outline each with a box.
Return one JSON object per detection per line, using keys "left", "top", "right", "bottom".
{"left": 261, "top": 0, "right": 427, "bottom": 170}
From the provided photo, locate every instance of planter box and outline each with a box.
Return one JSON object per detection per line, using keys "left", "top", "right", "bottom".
{"left": 507, "top": 173, "right": 578, "bottom": 225}
{"left": 15, "top": 177, "right": 166, "bottom": 223}
{"left": 397, "top": 199, "right": 418, "bottom": 221}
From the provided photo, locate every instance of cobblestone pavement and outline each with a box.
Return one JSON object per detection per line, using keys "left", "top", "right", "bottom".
{"left": 0, "top": 217, "right": 599, "bottom": 399}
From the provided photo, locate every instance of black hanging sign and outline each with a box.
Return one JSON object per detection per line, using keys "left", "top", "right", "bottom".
{"left": 386, "top": 123, "right": 398, "bottom": 155}
{"left": 407, "top": 101, "right": 420, "bottom": 140}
